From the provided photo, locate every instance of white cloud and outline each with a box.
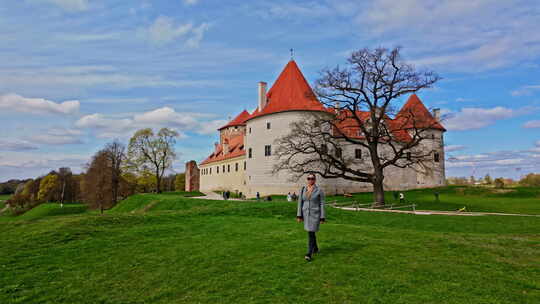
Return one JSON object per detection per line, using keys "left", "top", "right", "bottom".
{"left": 29, "top": 128, "right": 83, "bottom": 145}
{"left": 444, "top": 145, "right": 466, "bottom": 152}
{"left": 511, "top": 85, "right": 540, "bottom": 97}
{"left": 141, "top": 16, "right": 209, "bottom": 47}
{"left": 0, "top": 93, "right": 79, "bottom": 115}
{"left": 0, "top": 68, "right": 222, "bottom": 91}
{"left": 255, "top": 2, "right": 333, "bottom": 19}
{"left": 196, "top": 119, "right": 229, "bottom": 135}
{"left": 75, "top": 107, "right": 226, "bottom": 138}
{"left": 445, "top": 145, "right": 540, "bottom": 177}
{"left": 0, "top": 139, "right": 38, "bottom": 151}
{"left": 183, "top": 0, "right": 199, "bottom": 5}
{"left": 356, "top": 0, "right": 540, "bottom": 72}
{"left": 145, "top": 16, "right": 193, "bottom": 45}
{"left": 186, "top": 23, "right": 210, "bottom": 48}
{"left": 75, "top": 113, "right": 133, "bottom": 135}
{"left": 0, "top": 151, "right": 91, "bottom": 180}
{"left": 134, "top": 107, "right": 199, "bottom": 128}
{"left": 523, "top": 120, "right": 540, "bottom": 128}
{"left": 443, "top": 106, "right": 527, "bottom": 131}
{"left": 31, "top": 0, "right": 89, "bottom": 11}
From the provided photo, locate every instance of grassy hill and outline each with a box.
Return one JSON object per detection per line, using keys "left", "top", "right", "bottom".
{"left": 0, "top": 190, "right": 539, "bottom": 303}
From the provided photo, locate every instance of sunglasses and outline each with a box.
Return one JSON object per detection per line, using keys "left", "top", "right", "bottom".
{"left": 307, "top": 177, "right": 316, "bottom": 180}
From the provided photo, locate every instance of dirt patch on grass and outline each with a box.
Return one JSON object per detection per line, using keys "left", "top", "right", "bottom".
{"left": 491, "top": 189, "right": 516, "bottom": 194}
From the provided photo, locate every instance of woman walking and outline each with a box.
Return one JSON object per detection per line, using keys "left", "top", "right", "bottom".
{"left": 296, "top": 173, "right": 326, "bottom": 261}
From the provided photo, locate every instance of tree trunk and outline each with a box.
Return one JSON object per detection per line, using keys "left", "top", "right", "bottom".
{"left": 156, "top": 169, "right": 162, "bottom": 193}
{"left": 60, "top": 181, "right": 65, "bottom": 208}
{"left": 372, "top": 169, "right": 385, "bottom": 206}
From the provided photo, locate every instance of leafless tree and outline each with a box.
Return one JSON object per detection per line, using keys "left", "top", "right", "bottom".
{"left": 104, "top": 140, "right": 126, "bottom": 205}
{"left": 57, "top": 167, "right": 72, "bottom": 207}
{"left": 83, "top": 150, "right": 112, "bottom": 214}
{"left": 274, "top": 47, "right": 443, "bottom": 205}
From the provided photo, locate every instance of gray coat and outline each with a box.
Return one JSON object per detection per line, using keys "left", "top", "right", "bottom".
{"left": 297, "top": 185, "right": 326, "bottom": 232}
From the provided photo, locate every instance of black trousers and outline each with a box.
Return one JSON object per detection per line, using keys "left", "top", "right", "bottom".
{"left": 307, "top": 231, "right": 318, "bottom": 255}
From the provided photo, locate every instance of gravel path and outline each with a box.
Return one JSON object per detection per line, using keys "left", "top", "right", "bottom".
{"left": 333, "top": 205, "right": 540, "bottom": 217}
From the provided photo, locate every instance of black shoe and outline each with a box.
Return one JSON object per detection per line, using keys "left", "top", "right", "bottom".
{"left": 304, "top": 254, "right": 312, "bottom": 261}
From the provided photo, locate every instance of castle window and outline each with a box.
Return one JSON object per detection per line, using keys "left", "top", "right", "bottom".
{"left": 267, "top": 122, "right": 271, "bottom": 129}
{"left": 264, "top": 145, "right": 272, "bottom": 156}
{"left": 406, "top": 152, "right": 411, "bottom": 161}
{"left": 432, "top": 134, "right": 435, "bottom": 139}
{"left": 235, "top": 163, "right": 238, "bottom": 171}
{"left": 223, "top": 165, "right": 225, "bottom": 173}
{"left": 249, "top": 128, "right": 251, "bottom": 134}
{"left": 248, "top": 148, "right": 252, "bottom": 158}
{"left": 320, "top": 144, "right": 328, "bottom": 154}
{"left": 210, "top": 168, "right": 212, "bottom": 174}
{"left": 244, "top": 161, "right": 246, "bottom": 170}
{"left": 227, "top": 164, "right": 230, "bottom": 172}
{"left": 434, "top": 152, "right": 440, "bottom": 162}
{"left": 217, "top": 166, "right": 219, "bottom": 173}
{"left": 355, "top": 149, "right": 362, "bottom": 159}
{"left": 335, "top": 148, "right": 342, "bottom": 158}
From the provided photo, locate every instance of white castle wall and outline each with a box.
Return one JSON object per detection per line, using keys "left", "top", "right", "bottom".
{"left": 199, "top": 156, "right": 248, "bottom": 195}
{"left": 200, "top": 111, "right": 446, "bottom": 198}
{"left": 242, "top": 110, "right": 445, "bottom": 197}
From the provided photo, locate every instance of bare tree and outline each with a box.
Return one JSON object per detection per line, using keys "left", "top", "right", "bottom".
{"left": 83, "top": 150, "right": 112, "bottom": 214}
{"left": 127, "top": 128, "right": 179, "bottom": 193}
{"left": 57, "top": 167, "right": 72, "bottom": 207}
{"left": 104, "top": 140, "right": 126, "bottom": 205}
{"left": 274, "top": 47, "right": 443, "bottom": 205}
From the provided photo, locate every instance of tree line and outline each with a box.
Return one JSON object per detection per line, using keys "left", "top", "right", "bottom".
{"left": 3, "top": 128, "right": 187, "bottom": 215}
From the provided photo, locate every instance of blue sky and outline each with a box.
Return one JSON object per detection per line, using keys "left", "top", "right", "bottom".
{"left": 1, "top": 0, "right": 539, "bottom": 182}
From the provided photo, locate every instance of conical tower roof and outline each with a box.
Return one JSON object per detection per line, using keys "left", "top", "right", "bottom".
{"left": 395, "top": 94, "right": 446, "bottom": 131}
{"left": 246, "top": 60, "right": 326, "bottom": 121}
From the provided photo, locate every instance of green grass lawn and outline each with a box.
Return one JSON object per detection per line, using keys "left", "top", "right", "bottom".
{"left": 326, "top": 186, "right": 540, "bottom": 215}
{"left": 0, "top": 192, "right": 539, "bottom": 303}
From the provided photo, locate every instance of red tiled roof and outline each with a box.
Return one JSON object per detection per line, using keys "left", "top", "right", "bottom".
{"left": 200, "top": 134, "right": 245, "bottom": 165}
{"left": 246, "top": 60, "right": 326, "bottom": 121}
{"left": 332, "top": 110, "right": 413, "bottom": 143}
{"left": 395, "top": 94, "right": 446, "bottom": 131}
{"left": 218, "top": 110, "right": 251, "bottom": 130}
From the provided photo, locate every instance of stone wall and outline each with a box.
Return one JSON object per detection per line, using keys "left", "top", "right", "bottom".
{"left": 185, "top": 160, "right": 200, "bottom": 192}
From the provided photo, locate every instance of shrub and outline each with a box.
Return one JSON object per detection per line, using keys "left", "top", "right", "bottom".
{"left": 494, "top": 178, "right": 505, "bottom": 189}
{"left": 519, "top": 173, "right": 540, "bottom": 187}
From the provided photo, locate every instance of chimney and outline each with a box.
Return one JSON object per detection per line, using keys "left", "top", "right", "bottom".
{"left": 222, "top": 139, "right": 229, "bottom": 155}
{"left": 258, "top": 82, "right": 267, "bottom": 111}
{"left": 334, "top": 100, "right": 340, "bottom": 114}
{"left": 432, "top": 108, "right": 440, "bottom": 121}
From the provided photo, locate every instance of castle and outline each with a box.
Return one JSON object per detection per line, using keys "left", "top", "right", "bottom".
{"left": 192, "top": 60, "right": 446, "bottom": 197}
